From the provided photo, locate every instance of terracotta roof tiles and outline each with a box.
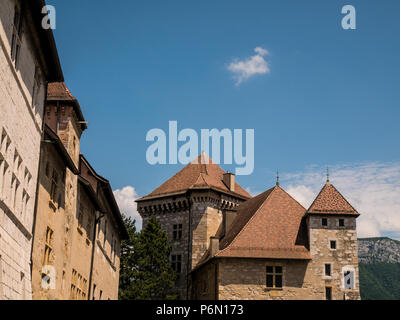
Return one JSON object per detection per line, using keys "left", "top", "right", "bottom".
{"left": 307, "top": 183, "right": 359, "bottom": 215}
{"left": 217, "top": 186, "right": 311, "bottom": 260}
{"left": 137, "top": 153, "right": 251, "bottom": 201}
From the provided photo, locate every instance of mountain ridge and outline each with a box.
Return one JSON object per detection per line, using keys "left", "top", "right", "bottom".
{"left": 357, "top": 237, "right": 400, "bottom": 300}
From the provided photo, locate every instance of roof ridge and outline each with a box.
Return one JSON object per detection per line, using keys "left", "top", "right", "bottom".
{"left": 276, "top": 186, "right": 307, "bottom": 211}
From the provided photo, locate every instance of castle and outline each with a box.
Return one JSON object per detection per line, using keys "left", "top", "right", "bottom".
{"left": 137, "top": 154, "right": 361, "bottom": 300}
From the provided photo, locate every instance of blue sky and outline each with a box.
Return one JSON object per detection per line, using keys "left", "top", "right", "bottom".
{"left": 51, "top": 0, "right": 400, "bottom": 236}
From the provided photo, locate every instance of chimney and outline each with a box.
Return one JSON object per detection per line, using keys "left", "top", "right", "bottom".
{"left": 209, "top": 237, "right": 219, "bottom": 258}
{"left": 223, "top": 172, "right": 235, "bottom": 192}
{"left": 224, "top": 210, "right": 237, "bottom": 235}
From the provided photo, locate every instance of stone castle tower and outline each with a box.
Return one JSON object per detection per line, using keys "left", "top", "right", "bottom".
{"left": 305, "top": 181, "right": 361, "bottom": 300}
{"left": 136, "top": 153, "right": 251, "bottom": 299}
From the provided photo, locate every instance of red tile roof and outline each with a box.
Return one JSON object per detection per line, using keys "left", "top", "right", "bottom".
{"left": 307, "top": 183, "right": 359, "bottom": 215}
{"left": 216, "top": 186, "right": 311, "bottom": 260}
{"left": 137, "top": 153, "right": 251, "bottom": 201}
{"left": 47, "top": 82, "right": 76, "bottom": 101}
{"left": 47, "top": 82, "right": 86, "bottom": 130}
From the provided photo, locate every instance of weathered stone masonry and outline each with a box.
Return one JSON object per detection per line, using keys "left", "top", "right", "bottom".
{"left": 0, "top": 0, "right": 63, "bottom": 300}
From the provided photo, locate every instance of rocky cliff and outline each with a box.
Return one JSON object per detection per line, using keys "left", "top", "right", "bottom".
{"left": 358, "top": 237, "right": 400, "bottom": 264}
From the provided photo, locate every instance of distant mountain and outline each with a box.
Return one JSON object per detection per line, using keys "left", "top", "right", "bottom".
{"left": 358, "top": 237, "right": 400, "bottom": 300}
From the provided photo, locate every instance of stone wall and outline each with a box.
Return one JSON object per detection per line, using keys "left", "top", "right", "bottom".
{"left": 139, "top": 190, "right": 239, "bottom": 300}
{"left": 31, "top": 143, "right": 70, "bottom": 300}
{"left": 92, "top": 189, "right": 122, "bottom": 300}
{"left": 308, "top": 215, "right": 360, "bottom": 300}
{"left": 216, "top": 258, "right": 317, "bottom": 300}
{"left": 0, "top": 0, "right": 46, "bottom": 300}
{"left": 191, "top": 215, "right": 361, "bottom": 300}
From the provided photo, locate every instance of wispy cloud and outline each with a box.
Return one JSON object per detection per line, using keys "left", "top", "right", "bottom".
{"left": 227, "top": 46, "right": 270, "bottom": 85}
{"left": 113, "top": 186, "right": 142, "bottom": 230}
{"left": 280, "top": 162, "right": 400, "bottom": 240}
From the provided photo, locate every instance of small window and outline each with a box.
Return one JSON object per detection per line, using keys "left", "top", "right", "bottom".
{"left": 339, "top": 219, "right": 345, "bottom": 227}
{"left": 32, "top": 65, "right": 41, "bottom": 110}
{"left": 344, "top": 271, "right": 355, "bottom": 290}
{"left": 45, "top": 162, "right": 50, "bottom": 178}
{"left": 322, "top": 218, "right": 328, "bottom": 227}
{"left": 43, "top": 227, "right": 54, "bottom": 265}
{"left": 171, "top": 254, "right": 182, "bottom": 273}
{"left": 92, "top": 284, "right": 96, "bottom": 300}
{"left": 266, "top": 266, "right": 283, "bottom": 289}
{"left": 103, "top": 220, "right": 107, "bottom": 247}
{"left": 173, "top": 224, "right": 183, "bottom": 240}
{"left": 325, "top": 264, "right": 331, "bottom": 277}
{"left": 11, "top": 5, "right": 23, "bottom": 67}
{"left": 50, "top": 170, "right": 58, "bottom": 201}
{"left": 325, "top": 287, "right": 332, "bottom": 300}
{"left": 330, "top": 240, "right": 337, "bottom": 250}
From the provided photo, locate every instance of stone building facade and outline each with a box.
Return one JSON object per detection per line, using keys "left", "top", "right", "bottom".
{"left": 138, "top": 156, "right": 361, "bottom": 300}
{"left": 191, "top": 183, "right": 361, "bottom": 300}
{"left": 136, "top": 154, "right": 252, "bottom": 299}
{"left": 0, "top": 0, "right": 63, "bottom": 300}
{"left": 31, "top": 83, "right": 128, "bottom": 300}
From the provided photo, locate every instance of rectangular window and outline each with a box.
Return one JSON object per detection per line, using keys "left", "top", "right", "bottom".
{"left": 11, "top": 5, "right": 23, "bottom": 67}
{"left": 32, "top": 66, "right": 41, "bottom": 110}
{"left": 266, "top": 266, "right": 283, "bottom": 289}
{"left": 0, "top": 162, "right": 8, "bottom": 200}
{"left": 322, "top": 218, "right": 328, "bottom": 227}
{"left": 330, "top": 240, "right": 337, "bottom": 250}
{"left": 103, "top": 220, "right": 107, "bottom": 247}
{"left": 325, "top": 264, "right": 331, "bottom": 277}
{"left": 113, "top": 239, "right": 117, "bottom": 264}
{"left": 93, "top": 284, "right": 96, "bottom": 300}
{"left": 0, "top": 159, "right": 4, "bottom": 199}
{"left": 171, "top": 254, "right": 182, "bottom": 273}
{"left": 339, "top": 219, "right": 345, "bottom": 227}
{"left": 70, "top": 269, "right": 87, "bottom": 300}
{"left": 50, "top": 170, "right": 58, "bottom": 201}
{"left": 173, "top": 224, "right": 183, "bottom": 240}
{"left": 43, "top": 227, "right": 54, "bottom": 265}
{"left": 344, "top": 271, "right": 355, "bottom": 290}
{"left": 325, "top": 287, "right": 332, "bottom": 300}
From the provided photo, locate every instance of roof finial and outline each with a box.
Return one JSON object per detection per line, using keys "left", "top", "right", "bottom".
{"left": 326, "top": 167, "right": 330, "bottom": 184}
{"left": 276, "top": 169, "right": 280, "bottom": 186}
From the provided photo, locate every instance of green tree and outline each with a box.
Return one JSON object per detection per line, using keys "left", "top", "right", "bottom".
{"left": 118, "top": 215, "right": 138, "bottom": 300}
{"left": 119, "top": 215, "right": 177, "bottom": 300}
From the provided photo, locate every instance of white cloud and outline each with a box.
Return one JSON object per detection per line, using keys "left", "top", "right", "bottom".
{"left": 227, "top": 47, "right": 270, "bottom": 85}
{"left": 282, "top": 162, "right": 400, "bottom": 240}
{"left": 113, "top": 186, "right": 142, "bottom": 230}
